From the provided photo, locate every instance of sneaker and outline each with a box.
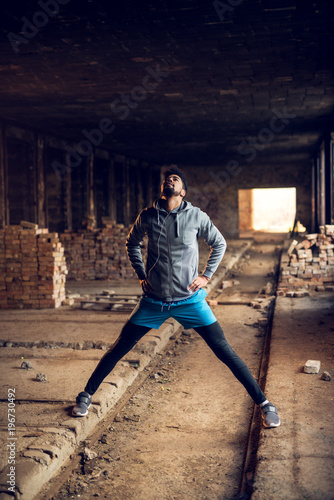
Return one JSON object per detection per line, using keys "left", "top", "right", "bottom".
{"left": 72, "top": 391, "right": 92, "bottom": 417}
{"left": 261, "top": 402, "right": 280, "bottom": 428}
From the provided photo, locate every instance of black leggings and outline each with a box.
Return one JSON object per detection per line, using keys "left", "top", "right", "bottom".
{"left": 85, "top": 320, "right": 266, "bottom": 405}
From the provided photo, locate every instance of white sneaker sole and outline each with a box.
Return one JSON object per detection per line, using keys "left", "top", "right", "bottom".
{"left": 72, "top": 403, "right": 91, "bottom": 417}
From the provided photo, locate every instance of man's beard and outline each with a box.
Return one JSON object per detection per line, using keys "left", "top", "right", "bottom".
{"left": 162, "top": 185, "right": 179, "bottom": 197}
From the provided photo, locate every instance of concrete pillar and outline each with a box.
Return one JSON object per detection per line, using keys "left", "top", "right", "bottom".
{"left": 147, "top": 164, "right": 153, "bottom": 206}
{"left": 124, "top": 158, "right": 130, "bottom": 226}
{"left": 108, "top": 157, "right": 116, "bottom": 221}
{"left": 0, "top": 127, "right": 7, "bottom": 228}
{"left": 65, "top": 154, "right": 72, "bottom": 230}
{"left": 325, "top": 134, "right": 333, "bottom": 224}
{"left": 36, "top": 134, "right": 46, "bottom": 228}
{"left": 311, "top": 159, "right": 316, "bottom": 233}
{"left": 318, "top": 142, "right": 326, "bottom": 227}
{"left": 87, "top": 153, "right": 95, "bottom": 225}
{"left": 238, "top": 189, "right": 253, "bottom": 231}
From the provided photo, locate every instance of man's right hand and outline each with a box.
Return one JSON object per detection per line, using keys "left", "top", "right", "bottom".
{"left": 139, "top": 278, "right": 153, "bottom": 295}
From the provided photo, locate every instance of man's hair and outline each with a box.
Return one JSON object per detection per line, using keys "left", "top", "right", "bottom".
{"left": 163, "top": 165, "right": 188, "bottom": 193}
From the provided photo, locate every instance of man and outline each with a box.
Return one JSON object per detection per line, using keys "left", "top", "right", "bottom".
{"left": 72, "top": 166, "right": 280, "bottom": 428}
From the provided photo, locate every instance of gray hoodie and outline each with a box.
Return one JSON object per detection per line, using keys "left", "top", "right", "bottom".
{"left": 126, "top": 199, "right": 226, "bottom": 302}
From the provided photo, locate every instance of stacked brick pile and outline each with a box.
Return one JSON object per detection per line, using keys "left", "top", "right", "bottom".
{"left": 38, "top": 232, "right": 67, "bottom": 308}
{"left": 0, "top": 222, "right": 67, "bottom": 309}
{"left": 59, "top": 218, "right": 147, "bottom": 281}
{"left": 60, "top": 231, "right": 96, "bottom": 280}
{"left": 278, "top": 225, "right": 334, "bottom": 296}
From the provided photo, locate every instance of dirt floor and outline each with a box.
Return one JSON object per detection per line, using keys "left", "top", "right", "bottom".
{"left": 252, "top": 292, "right": 334, "bottom": 500}
{"left": 2, "top": 235, "right": 333, "bottom": 499}
{"left": 50, "top": 239, "right": 284, "bottom": 500}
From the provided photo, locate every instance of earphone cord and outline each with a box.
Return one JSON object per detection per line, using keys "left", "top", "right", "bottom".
{"left": 147, "top": 211, "right": 170, "bottom": 279}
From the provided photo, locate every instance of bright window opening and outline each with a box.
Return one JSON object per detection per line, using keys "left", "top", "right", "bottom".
{"left": 238, "top": 188, "right": 296, "bottom": 233}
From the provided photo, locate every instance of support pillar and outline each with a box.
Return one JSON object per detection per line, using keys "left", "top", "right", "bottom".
{"left": 124, "top": 158, "right": 130, "bottom": 226}
{"left": 0, "top": 127, "right": 7, "bottom": 229}
{"left": 87, "top": 153, "right": 95, "bottom": 226}
{"left": 108, "top": 157, "right": 116, "bottom": 221}
{"left": 325, "top": 135, "right": 333, "bottom": 225}
{"left": 65, "top": 155, "right": 72, "bottom": 230}
{"left": 36, "top": 134, "right": 46, "bottom": 228}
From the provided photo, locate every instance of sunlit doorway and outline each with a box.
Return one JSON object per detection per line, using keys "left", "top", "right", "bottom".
{"left": 238, "top": 188, "right": 296, "bottom": 234}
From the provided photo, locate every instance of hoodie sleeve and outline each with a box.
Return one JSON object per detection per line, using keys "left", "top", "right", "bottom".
{"left": 198, "top": 210, "right": 227, "bottom": 279}
{"left": 125, "top": 210, "right": 148, "bottom": 280}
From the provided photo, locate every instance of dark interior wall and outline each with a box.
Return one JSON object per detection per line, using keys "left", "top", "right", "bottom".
{"left": 114, "top": 158, "right": 127, "bottom": 225}
{"left": 71, "top": 157, "right": 88, "bottom": 231}
{"left": 0, "top": 123, "right": 327, "bottom": 239}
{"left": 0, "top": 124, "right": 160, "bottom": 232}
{"left": 6, "top": 132, "right": 36, "bottom": 225}
{"left": 45, "top": 145, "right": 66, "bottom": 233}
{"left": 184, "top": 165, "right": 240, "bottom": 239}
{"left": 183, "top": 160, "right": 312, "bottom": 238}
{"left": 94, "top": 153, "right": 109, "bottom": 228}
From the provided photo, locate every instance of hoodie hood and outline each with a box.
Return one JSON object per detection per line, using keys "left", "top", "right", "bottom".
{"left": 153, "top": 198, "right": 193, "bottom": 213}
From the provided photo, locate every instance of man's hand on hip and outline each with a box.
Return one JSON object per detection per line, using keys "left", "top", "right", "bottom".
{"left": 188, "top": 275, "right": 210, "bottom": 292}
{"left": 140, "top": 278, "right": 153, "bottom": 294}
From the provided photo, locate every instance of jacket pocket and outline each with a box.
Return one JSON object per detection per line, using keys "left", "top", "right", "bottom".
{"left": 180, "top": 246, "right": 198, "bottom": 288}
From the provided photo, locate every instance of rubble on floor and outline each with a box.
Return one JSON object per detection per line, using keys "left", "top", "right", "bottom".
{"left": 277, "top": 225, "right": 334, "bottom": 297}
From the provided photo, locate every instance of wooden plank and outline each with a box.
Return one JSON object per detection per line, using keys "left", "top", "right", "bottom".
{"left": 80, "top": 298, "right": 137, "bottom": 305}
{"left": 287, "top": 239, "right": 298, "bottom": 256}
{"left": 80, "top": 299, "right": 136, "bottom": 311}
{"left": 95, "top": 294, "right": 141, "bottom": 300}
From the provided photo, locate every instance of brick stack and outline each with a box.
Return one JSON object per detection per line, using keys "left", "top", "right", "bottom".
{"left": 4, "top": 226, "right": 23, "bottom": 308}
{"left": 60, "top": 230, "right": 98, "bottom": 280}
{"left": 0, "top": 222, "right": 67, "bottom": 309}
{"left": 60, "top": 232, "right": 85, "bottom": 280}
{"left": 38, "top": 233, "right": 67, "bottom": 308}
{"left": 278, "top": 225, "right": 334, "bottom": 296}
{"left": 100, "top": 219, "right": 140, "bottom": 280}
{"left": 20, "top": 224, "right": 40, "bottom": 308}
{"left": 60, "top": 219, "right": 146, "bottom": 281}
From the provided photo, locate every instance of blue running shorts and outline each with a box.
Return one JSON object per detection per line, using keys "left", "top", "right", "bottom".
{"left": 128, "top": 288, "right": 217, "bottom": 329}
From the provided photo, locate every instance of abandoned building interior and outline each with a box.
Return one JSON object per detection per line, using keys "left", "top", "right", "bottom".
{"left": 0, "top": 0, "right": 333, "bottom": 499}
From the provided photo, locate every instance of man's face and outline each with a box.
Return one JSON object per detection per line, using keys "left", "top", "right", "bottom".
{"left": 161, "top": 175, "right": 185, "bottom": 197}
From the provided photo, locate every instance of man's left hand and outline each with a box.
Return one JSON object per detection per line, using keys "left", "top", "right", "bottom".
{"left": 188, "top": 275, "right": 210, "bottom": 292}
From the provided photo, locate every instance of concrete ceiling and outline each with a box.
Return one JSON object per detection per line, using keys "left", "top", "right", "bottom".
{"left": 0, "top": 0, "right": 334, "bottom": 167}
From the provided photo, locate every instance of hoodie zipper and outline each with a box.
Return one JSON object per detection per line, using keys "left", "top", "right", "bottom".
{"left": 166, "top": 216, "right": 174, "bottom": 301}
{"left": 156, "top": 202, "right": 184, "bottom": 301}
